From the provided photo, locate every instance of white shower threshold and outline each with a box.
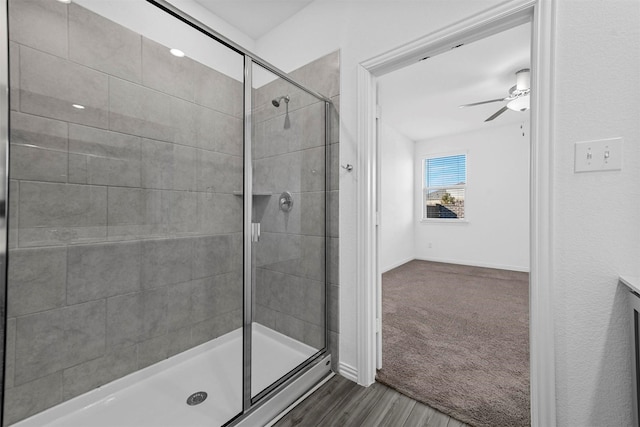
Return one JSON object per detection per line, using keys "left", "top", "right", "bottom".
{"left": 12, "top": 323, "right": 319, "bottom": 427}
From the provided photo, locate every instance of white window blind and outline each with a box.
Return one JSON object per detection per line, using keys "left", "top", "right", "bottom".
{"left": 423, "top": 154, "right": 466, "bottom": 220}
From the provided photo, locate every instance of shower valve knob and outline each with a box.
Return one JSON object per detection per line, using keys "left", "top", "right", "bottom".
{"left": 279, "top": 191, "right": 294, "bottom": 212}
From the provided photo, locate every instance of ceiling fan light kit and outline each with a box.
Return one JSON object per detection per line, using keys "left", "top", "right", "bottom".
{"left": 460, "top": 68, "right": 531, "bottom": 121}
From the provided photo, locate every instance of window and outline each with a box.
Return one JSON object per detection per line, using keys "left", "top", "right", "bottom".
{"left": 423, "top": 153, "right": 466, "bottom": 220}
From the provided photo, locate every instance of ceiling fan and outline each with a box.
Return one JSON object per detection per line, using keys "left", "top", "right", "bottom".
{"left": 459, "top": 68, "right": 531, "bottom": 122}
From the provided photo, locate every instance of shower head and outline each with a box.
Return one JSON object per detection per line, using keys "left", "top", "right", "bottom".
{"left": 272, "top": 95, "right": 290, "bottom": 107}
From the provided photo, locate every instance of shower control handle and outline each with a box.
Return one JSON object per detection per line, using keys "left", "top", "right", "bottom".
{"left": 279, "top": 192, "right": 294, "bottom": 212}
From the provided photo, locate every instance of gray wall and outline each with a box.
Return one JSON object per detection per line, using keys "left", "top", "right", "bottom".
{"left": 5, "top": 1, "right": 244, "bottom": 424}
{"left": 252, "top": 52, "right": 340, "bottom": 369}
{"left": 4, "top": 1, "right": 339, "bottom": 425}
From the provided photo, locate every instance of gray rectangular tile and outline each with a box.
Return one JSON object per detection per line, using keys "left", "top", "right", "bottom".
{"left": 301, "top": 146, "right": 326, "bottom": 192}
{"left": 68, "top": 124, "right": 142, "bottom": 187}
{"left": 329, "top": 237, "right": 339, "bottom": 285}
{"left": 5, "top": 317, "right": 16, "bottom": 389}
{"left": 330, "top": 96, "right": 339, "bottom": 144}
{"left": 106, "top": 288, "right": 167, "bottom": 348}
{"left": 190, "top": 277, "right": 217, "bottom": 323}
{"left": 194, "top": 105, "right": 243, "bottom": 156}
{"left": 14, "top": 300, "right": 106, "bottom": 386}
{"left": 141, "top": 138, "right": 196, "bottom": 191}
{"left": 62, "top": 344, "right": 137, "bottom": 401}
{"left": 328, "top": 190, "right": 339, "bottom": 238}
{"left": 142, "top": 37, "right": 194, "bottom": 101}
{"left": 10, "top": 41, "right": 19, "bottom": 111}
{"left": 197, "top": 193, "right": 243, "bottom": 235}
{"left": 170, "top": 97, "right": 197, "bottom": 148}
{"left": 9, "top": 0, "right": 68, "bottom": 58}
{"left": 196, "top": 150, "right": 242, "bottom": 193}
{"left": 8, "top": 247, "right": 67, "bottom": 317}
{"left": 328, "top": 284, "right": 339, "bottom": 333}
{"left": 167, "top": 281, "right": 193, "bottom": 332}
{"left": 257, "top": 233, "right": 325, "bottom": 282}
{"left": 192, "top": 234, "right": 241, "bottom": 279}
{"left": 10, "top": 111, "right": 67, "bottom": 151}
{"left": 8, "top": 180, "right": 18, "bottom": 249}
{"left": 274, "top": 311, "right": 305, "bottom": 343}
{"left": 255, "top": 101, "right": 325, "bottom": 159}
{"left": 4, "top": 372, "right": 63, "bottom": 426}
{"left": 300, "top": 191, "right": 326, "bottom": 236}
{"left": 69, "top": 3, "right": 141, "bottom": 83}
{"left": 190, "top": 309, "right": 242, "bottom": 347}
{"left": 192, "top": 272, "right": 242, "bottom": 323}
{"left": 19, "top": 182, "right": 92, "bottom": 223}
{"left": 67, "top": 241, "right": 140, "bottom": 304}
{"left": 297, "top": 278, "right": 325, "bottom": 327}
{"left": 329, "top": 143, "right": 339, "bottom": 191}
{"left": 10, "top": 143, "right": 68, "bottom": 183}
{"left": 141, "top": 238, "right": 192, "bottom": 289}
{"left": 255, "top": 304, "right": 277, "bottom": 330}
{"left": 303, "top": 321, "right": 324, "bottom": 349}
{"left": 255, "top": 232, "right": 301, "bottom": 270}
{"left": 137, "top": 337, "right": 167, "bottom": 371}
{"left": 20, "top": 46, "right": 109, "bottom": 128}
{"left": 163, "top": 190, "right": 198, "bottom": 235}
{"left": 137, "top": 334, "right": 169, "bottom": 369}
{"left": 166, "top": 327, "right": 193, "bottom": 357}
{"left": 193, "top": 61, "right": 243, "bottom": 118}
{"left": 329, "top": 331, "right": 339, "bottom": 372}
{"left": 10, "top": 112, "right": 69, "bottom": 182}
{"left": 107, "top": 188, "right": 164, "bottom": 239}
{"left": 255, "top": 268, "right": 295, "bottom": 314}
{"left": 109, "top": 77, "right": 174, "bottom": 142}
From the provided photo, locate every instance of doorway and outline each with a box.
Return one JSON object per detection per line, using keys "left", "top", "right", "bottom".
{"left": 355, "top": 1, "right": 556, "bottom": 425}
{"left": 375, "top": 21, "right": 532, "bottom": 427}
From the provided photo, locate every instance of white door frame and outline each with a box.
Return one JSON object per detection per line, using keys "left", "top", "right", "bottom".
{"left": 355, "top": 0, "right": 557, "bottom": 426}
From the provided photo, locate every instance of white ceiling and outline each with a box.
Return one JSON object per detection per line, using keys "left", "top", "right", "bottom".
{"left": 379, "top": 22, "right": 532, "bottom": 142}
{"left": 193, "top": 0, "right": 313, "bottom": 39}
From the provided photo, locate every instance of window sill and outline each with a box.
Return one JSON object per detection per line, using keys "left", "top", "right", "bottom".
{"left": 420, "top": 219, "right": 469, "bottom": 224}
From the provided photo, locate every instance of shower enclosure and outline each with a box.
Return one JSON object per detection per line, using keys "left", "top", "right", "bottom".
{"left": 0, "top": 0, "right": 334, "bottom": 425}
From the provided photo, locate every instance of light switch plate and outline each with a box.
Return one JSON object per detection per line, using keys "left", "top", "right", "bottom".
{"left": 574, "top": 137, "right": 623, "bottom": 173}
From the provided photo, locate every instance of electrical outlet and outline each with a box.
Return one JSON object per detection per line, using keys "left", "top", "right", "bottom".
{"left": 574, "top": 137, "right": 623, "bottom": 173}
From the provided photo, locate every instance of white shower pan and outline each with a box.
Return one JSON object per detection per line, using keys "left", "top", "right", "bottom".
{"left": 11, "top": 324, "right": 318, "bottom": 427}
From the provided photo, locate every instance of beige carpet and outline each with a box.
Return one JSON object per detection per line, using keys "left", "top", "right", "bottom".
{"left": 376, "top": 260, "right": 530, "bottom": 427}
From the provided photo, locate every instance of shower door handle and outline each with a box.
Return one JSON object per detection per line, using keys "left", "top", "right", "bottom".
{"left": 251, "top": 222, "right": 261, "bottom": 242}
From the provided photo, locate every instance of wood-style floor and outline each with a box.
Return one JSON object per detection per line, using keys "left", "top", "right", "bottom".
{"left": 274, "top": 374, "right": 469, "bottom": 427}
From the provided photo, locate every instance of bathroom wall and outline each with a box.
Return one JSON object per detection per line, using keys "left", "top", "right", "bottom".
{"left": 379, "top": 122, "right": 415, "bottom": 273}
{"left": 252, "top": 51, "right": 340, "bottom": 367}
{"left": 4, "top": 1, "right": 244, "bottom": 424}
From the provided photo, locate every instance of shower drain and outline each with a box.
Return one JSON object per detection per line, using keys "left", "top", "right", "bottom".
{"left": 186, "top": 391, "right": 208, "bottom": 406}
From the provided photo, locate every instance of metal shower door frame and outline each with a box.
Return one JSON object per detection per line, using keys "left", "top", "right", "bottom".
{"left": 0, "top": 0, "right": 9, "bottom": 424}
{"left": 145, "top": 0, "right": 333, "bottom": 423}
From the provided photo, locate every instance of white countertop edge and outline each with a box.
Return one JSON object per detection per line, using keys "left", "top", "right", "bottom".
{"left": 619, "top": 275, "right": 640, "bottom": 295}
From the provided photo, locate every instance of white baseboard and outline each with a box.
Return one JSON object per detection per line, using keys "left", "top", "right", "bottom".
{"left": 338, "top": 362, "right": 358, "bottom": 382}
{"left": 415, "top": 256, "right": 530, "bottom": 273}
{"left": 381, "top": 256, "right": 415, "bottom": 273}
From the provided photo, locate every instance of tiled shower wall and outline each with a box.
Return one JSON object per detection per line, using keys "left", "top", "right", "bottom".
{"left": 4, "top": 1, "right": 244, "bottom": 424}
{"left": 252, "top": 52, "right": 340, "bottom": 368}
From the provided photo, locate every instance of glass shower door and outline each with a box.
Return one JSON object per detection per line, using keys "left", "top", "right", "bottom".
{"left": 249, "top": 63, "right": 327, "bottom": 400}
{"left": 4, "top": 1, "right": 245, "bottom": 425}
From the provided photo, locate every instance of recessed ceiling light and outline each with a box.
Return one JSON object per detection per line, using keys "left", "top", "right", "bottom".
{"left": 72, "top": 104, "right": 85, "bottom": 110}
{"left": 170, "top": 48, "right": 185, "bottom": 58}
{"left": 57, "top": 0, "right": 72, "bottom": 4}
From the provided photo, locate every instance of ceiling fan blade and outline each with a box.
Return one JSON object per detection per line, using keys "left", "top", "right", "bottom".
{"left": 484, "top": 106, "right": 509, "bottom": 122}
{"left": 459, "top": 98, "right": 506, "bottom": 108}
